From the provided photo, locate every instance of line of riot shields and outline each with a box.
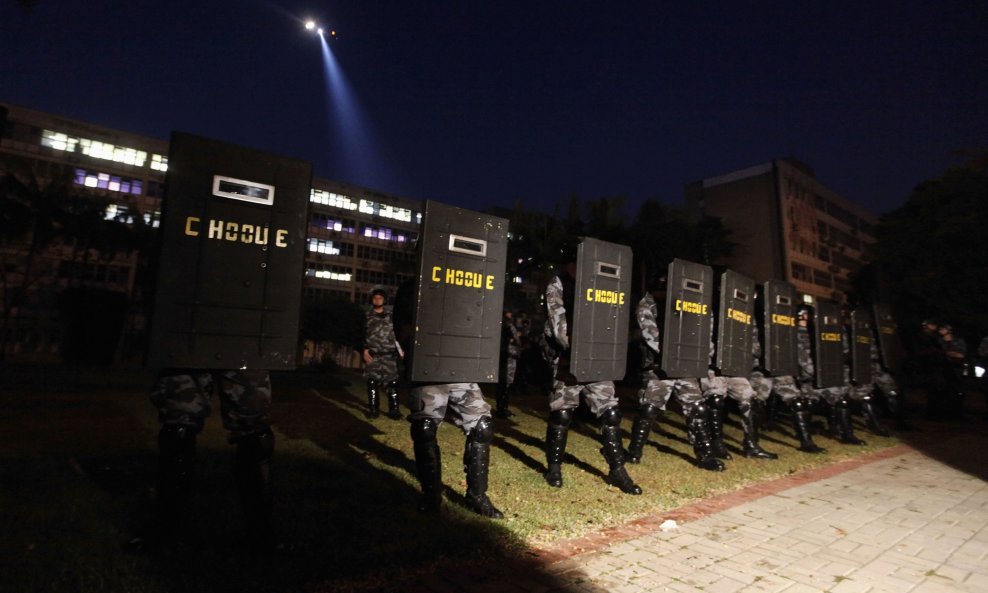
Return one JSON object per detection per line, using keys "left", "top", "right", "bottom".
{"left": 141, "top": 132, "right": 906, "bottom": 534}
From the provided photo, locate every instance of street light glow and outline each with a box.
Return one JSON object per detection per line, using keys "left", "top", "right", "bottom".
{"left": 304, "top": 20, "right": 316, "bottom": 31}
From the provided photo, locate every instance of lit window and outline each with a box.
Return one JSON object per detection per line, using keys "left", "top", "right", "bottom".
{"left": 151, "top": 154, "right": 168, "bottom": 172}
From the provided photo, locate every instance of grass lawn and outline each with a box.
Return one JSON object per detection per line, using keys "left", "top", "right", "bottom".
{"left": 0, "top": 368, "right": 903, "bottom": 592}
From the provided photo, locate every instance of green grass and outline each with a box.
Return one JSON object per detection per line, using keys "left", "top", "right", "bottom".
{"left": 0, "top": 368, "right": 902, "bottom": 592}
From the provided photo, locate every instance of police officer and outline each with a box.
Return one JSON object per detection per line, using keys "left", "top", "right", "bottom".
{"left": 789, "top": 307, "right": 829, "bottom": 452}
{"left": 627, "top": 274, "right": 725, "bottom": 471}
{"left": 408, "top": 383, "right": 503, "bottom": 518}
{"left": 133, "top": 368, "right": 277, "bottom": 550}
{"left": 848, "top": 339, "right": 894, "bottom": 436}
{"left": 542, "top": 256, "right": 642, "bottom": 494}
{"left": 362, "top": 286, "right": 403, "bottom": 420}
{"left": 495, "top": 310, "right": 522, "bottom": 418}
{"left": 798, "top": 307, "right": 865, "bottom": 445}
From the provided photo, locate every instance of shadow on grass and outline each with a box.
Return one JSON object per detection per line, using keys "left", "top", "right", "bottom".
{"left": 0, "top": 369, "right": 614, "bottom": 593}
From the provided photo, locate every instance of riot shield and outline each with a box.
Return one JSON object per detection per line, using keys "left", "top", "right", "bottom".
{"left": 762, "top": 280, "right": 799, "bottom": 376}
{"left": 410, "top": 201, "right": 508, "bottom": 383}
{"left": 850, "top": 308, "right": 874, "bottom": 385}
{"left": 813, "top": 300, "right": 844, "bottom": 389}
{"left": 570, "top": 238, "right": 632, "bottom": 382}
{"left": 872, "top": 303, "right": 904, "bottom": 372}
{"left": 147, "top": 132, "right": 311, "bottom": 370}
{"left": 715, "top": 269, "right": 756, "bottom": 376}
{"left": 661, "top": 259, "right": 715, "bottom": 378}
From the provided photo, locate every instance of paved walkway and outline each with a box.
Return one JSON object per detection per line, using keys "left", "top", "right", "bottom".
{"left": 523, "top": 433, "right": 988, "bottom": 593}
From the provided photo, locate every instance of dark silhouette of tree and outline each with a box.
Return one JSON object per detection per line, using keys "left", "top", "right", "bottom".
{"left": 862, "top": 161, "right": 988, "bottom": 338}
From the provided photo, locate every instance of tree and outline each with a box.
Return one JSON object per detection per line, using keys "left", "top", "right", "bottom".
{"left": 862, "top": 162, "right": 988, "bottom": 338}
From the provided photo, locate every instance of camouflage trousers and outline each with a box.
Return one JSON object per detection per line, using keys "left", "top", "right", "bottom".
{"left": 499, "top": 355, "right": 518, "bottom": 387}
{"left": 408, "top": 382, "right": 492, "bottom": 434}
{"left": 848, "top": 372, "right": 899, "bottom": 402}
{"left": 803, "top": 383, "right": 847, "bottom": 406}
{"left": 749, "top": 372, "right": 800, "bottom": 403}
{"left": 150, "top": 369, "right": 272, "bottom": 440}
{"left": 365, "top": 351, "right": 399, "bottom": 383}
{"left": 873, "top": 367, "right": 900, "bottom": 398}
{"left": 549, "top": 369, "right": 618, "bottom": 416}
{"left": 701, "top": 370, "right": 754, "bottom": 403}
{"left": 638, "top": 372, "right": 705, "bottom": 416}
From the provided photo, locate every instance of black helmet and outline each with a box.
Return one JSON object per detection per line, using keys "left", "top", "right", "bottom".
{"left": 369, "top": 286, "right": 388, "bottom": 303}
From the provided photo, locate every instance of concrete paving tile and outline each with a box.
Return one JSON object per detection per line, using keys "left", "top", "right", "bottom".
{"left": 828, "top": 577, "right": 874, "bottom": 593}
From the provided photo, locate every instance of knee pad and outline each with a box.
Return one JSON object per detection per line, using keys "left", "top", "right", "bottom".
{"left": 236, "top": 428, "right": 275, "bottom": 461}
{"left": 159, "top": 423, "right": 197, "bottom": 453}
{"left": 470, "top": 416, "right": 494, "bottom": 444}
{"left": 599, "top": 406, "right": 622, "bottom": 427}
{"left": 411, "top": 418, "right": 439, "bottom": 443}
{"left": 639, "top": 403, "right": 661, "bottom": 420}
{"left": 548, "top": 408, "right": 574, "bottom": 427}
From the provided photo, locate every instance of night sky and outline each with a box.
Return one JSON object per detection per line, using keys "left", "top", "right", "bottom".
{"left": 3, "top": 0, "right": 986, "bottom": 217}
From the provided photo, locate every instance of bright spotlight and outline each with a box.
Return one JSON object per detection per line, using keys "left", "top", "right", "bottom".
{"left": 318, "top": 27, "right": 324, "bottom": 35}
{"left": 304, "top": 20, "right": 316, "bottom": 31}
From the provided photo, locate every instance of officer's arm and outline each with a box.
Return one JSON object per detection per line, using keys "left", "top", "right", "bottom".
{"left": 637, "top": 300, "right": 660, "bottom": 355}
{"left": 546, "top": 277, "right": 569, "bottom": 350}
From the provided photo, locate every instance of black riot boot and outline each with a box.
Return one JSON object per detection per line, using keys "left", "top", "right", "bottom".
{"left": 544, "top": 409, "right": 572, "bottom": 487}
{"left": 791, "top": 398, "right": 826, "bottom": 453}
{"left": 626, "top": 403, "right": 661, "bottom": 463}
{"left": 411, "top": 418, "right": 442, "bottom": 512}
{"left": 739, "top": 401, "right": 778, "bottom": 459}
{"left": 860, "top": 395, "right": 891, "bottom": 436}
{"left": 835, "top": 397, "right": 866, "bottom": 445}
{"left": 385, "top": 382, "right": 402, "bottom": 420}
{"left": 764, "top": 393, "right": 781, "bottom": 431}
{"left": 462, "top": 417, "right": 504, "bottom": 519}
{"left": 598, "top": 408, "right": 642, "bottom": 495}
{"left": 126, "top": 424, "right": 197, "bottom": 551}
{"left": 886, "top": 391, "right": 916, "bottom": 431}
{"left": 366, "top": 380, "right": 380, "bottom": 419}
{"left": 494, "top": 382, "right": 513, "bottom": 418}
{"left": 234, "top": 429, "right": 278, "bottom": 550}
{"left": 706, "top": 395, "right": 732, "bottom": 459}
{"left": 687, "top": 403, "right": 726, "bottom": 471}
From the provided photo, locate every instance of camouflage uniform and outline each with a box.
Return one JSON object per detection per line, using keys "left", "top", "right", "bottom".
{"left": 495, "top": 317, "right": 522, "bottom": 417}
{"left": 363, "top": 304, "right": 401, "bottom": 419}
{"left": 542, "top": 272, "right": 641, "bottom": 494}
{"left": 407, "top": 381, "right": 502, "bottom": 519}
{"left": 141, "top": 368, "right": 275, "bottom": 549}
{"left": 797, "top": 324, "right": 864, "bottom": 444}
{"left": 627, "top": 291, "right": 723, "bottom": 470}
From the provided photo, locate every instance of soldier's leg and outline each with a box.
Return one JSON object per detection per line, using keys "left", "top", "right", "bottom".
{"left": 408, "top": 385, "right": 449, "bottom": 512}
{"left": 365, "top": 377, "right": 380, "bottom": 419}
{"left": 445, "top": 384, "right": 503, "bottom": 518}
{"left": 385, "top": 381, "right": 401, "bottom": 420}
{"left": 853, "top": 382, "right": 891, "bottom": 436}
{"left": 585, "top": 382, "right": 641, "bottom": 495}
{"left": 627, "top": 371, "right": 670, "bottom": 463}
{"left": 136, "top": 370, "right": 213, "bottom": 548}
{"left": 876, "top": 369, "right": 912, "bottom": 430}
{"left": 700, "top": 371, "right": 732, "bottom": 460}
{"left": 495, "top": 357, "right": 517, "bottom": 418}
{"left": 732, "top": 377, "right": 777, "bottom": 459}
{"left": 783, "top": 377, "right": 825, "bottom": 453}
{"left": 824, "top": 386, "right": 865, "bottom": 445}
{"left": 750, "top": 371, "right": 778, "bottom": 430}
{"left": 677, "top": 380, "right": 725, "bottom": 471}
{"left": 219, "top": 369, "right": 278, "bottom": 547}
{"left": 544, "top": 375, "right": 580, "bottom": 487}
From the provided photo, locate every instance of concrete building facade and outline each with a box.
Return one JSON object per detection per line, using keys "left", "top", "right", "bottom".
{"left": 685, "top": 158, "right": 878, "bottom": 304}
{"left": 0, "top": 102, "right": 421, "bottom": 363}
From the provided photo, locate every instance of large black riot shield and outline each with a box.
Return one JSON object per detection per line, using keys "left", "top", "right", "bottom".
{"left": 850, "top": 308, "right": 874, "bottom": 385}
{"left": 715, "top": 270, "right": 756, "bottom": 377}
{"left": 872, "top": 303, "right": 903, "bottom": 372}
{"left": 410, "top": 201, "right": 508, "bottom": 383}
{"left": 570, "top": 238, "right": 632, "bottom": 382}
{"left": 813, "top": 301, "right": 844, "bottom": 389}
{"left": 661, "top": 259, "right": 715, "bottom": 378}
{"left": 147, "top": 132, "right": 311, "bottom": 370}
{"left": 762, "top": 280, "right": 799, "bottom": 376}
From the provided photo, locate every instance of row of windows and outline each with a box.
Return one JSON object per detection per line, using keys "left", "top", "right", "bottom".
{"left": 75, "top": 168, "right": 143, "bottom": 195}
{"left": 41, "top": 129, "right": 167, "bottom": 171}
{"left": 310, "top": 213, "right": 357, "bottom": 234}
{"left": 57, "top": 260, "right": 130, "bottom": 285}
{"left": 356, "top": 245, "right": 416, "bottom": 264}
{"left": 307, "top": 238, "right": 354, "bottom": 256}
{"left": 310, "top": 189, "right": 421, "bottom": 224}
{"left": 104, "top": 204, "right": 161, "bottom": 227}
{"left": 306, "top": 263, "right": 352, "bottom": 282}
{"left": 817, "top": 220, "right": 862, "bottom": 251}
{"left": 360, "top": 224, "right": 414, "bottom": 243}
